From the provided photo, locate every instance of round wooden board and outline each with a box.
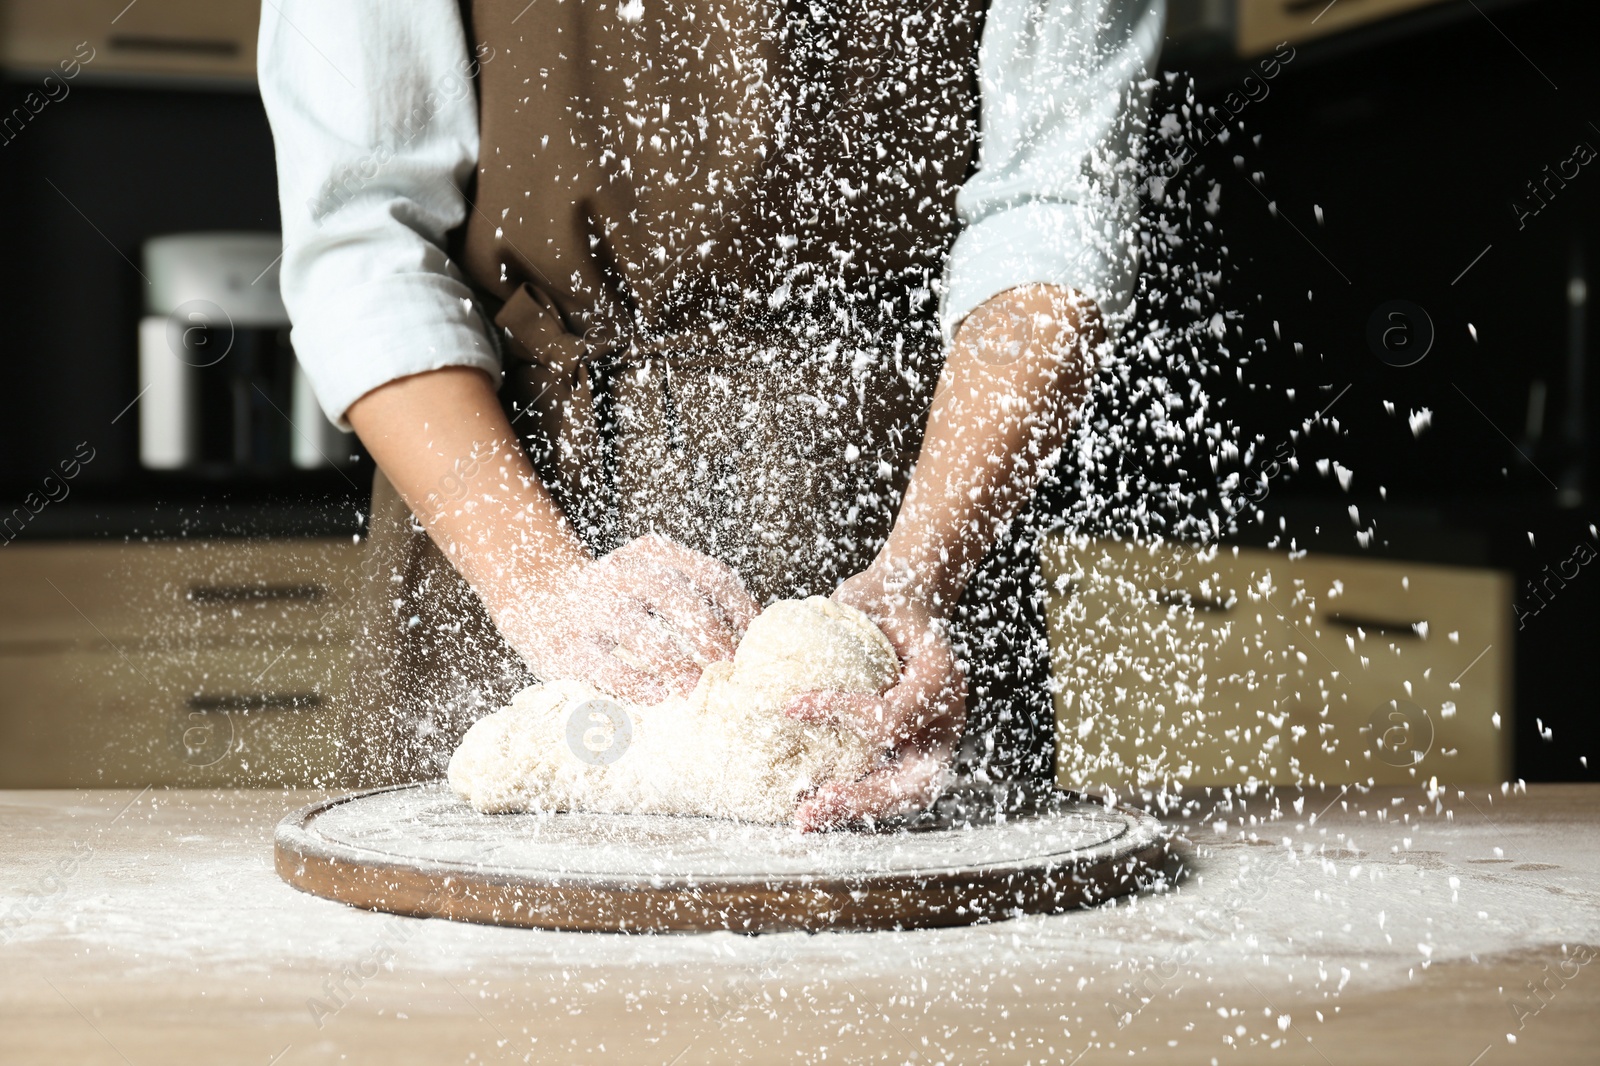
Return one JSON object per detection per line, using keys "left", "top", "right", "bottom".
{"left": 275, "top": 783, "right": 1171, "bottom": 933}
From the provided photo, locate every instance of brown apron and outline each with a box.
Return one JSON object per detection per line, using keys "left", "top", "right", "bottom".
{"left": 345, "top": 0, "right": 1054, "bottom": 786}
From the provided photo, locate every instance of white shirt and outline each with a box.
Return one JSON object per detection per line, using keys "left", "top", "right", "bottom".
{"left": 259, "top": 0, "right": 1164, "bottom": 427}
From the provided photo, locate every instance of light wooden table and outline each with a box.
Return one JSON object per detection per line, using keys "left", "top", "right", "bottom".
{"left": 2, "top": 786, "right": 1596, "bottom": 1065}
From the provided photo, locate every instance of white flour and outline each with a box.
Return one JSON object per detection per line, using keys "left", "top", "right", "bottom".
{"left": 447, "top": 597, "right": 896, "bottom": 823}
{"left": 5, "top": 786, "right": 1594, "bottom": 992}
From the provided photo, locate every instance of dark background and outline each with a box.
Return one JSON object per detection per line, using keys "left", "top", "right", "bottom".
{"left": 0, "top": 0, "right": 1593, "bottom": 778}
{"left": 0, "top": 79, "right": 366, "bottom": 536}
{"left": 1171, "top": 0, "right": 1598, "bottom": 783}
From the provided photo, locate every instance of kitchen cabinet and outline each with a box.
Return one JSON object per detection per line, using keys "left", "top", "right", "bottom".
{"left": 1236, "top": 0, "right": 1451, "bottom": 55}
{"left": 0, "top": 0, "right": 259, "bottom": 85}
{"left": 0, "top": 534, "right": 1518, "bottom": 791}
{"left": 0, "top": 538, "right": 361, "bottom": 787}
{"left": 1044, "top": 537, "right": 1514, "bottom": 790}
{"left": 1167, "top": 0, "right": 1459, "bottom": 60}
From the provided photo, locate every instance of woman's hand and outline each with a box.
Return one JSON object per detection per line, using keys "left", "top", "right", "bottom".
{"left": 498, "top": 534, "right": 760, "bottom": 706}
{"left": 346, "top": 368, "right": 759, "bottom": 706}
{"left": 782, "top": 284, "right": 1095, "bottom": 831}
{"left": 784, "top": 568, "right": 966, "bottom": 831}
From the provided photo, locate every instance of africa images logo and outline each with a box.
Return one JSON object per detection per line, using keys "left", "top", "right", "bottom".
{"left": 565, "top": 698, "right": 633, "bottom": 765}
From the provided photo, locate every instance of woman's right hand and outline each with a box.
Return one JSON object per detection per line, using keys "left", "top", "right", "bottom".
{"left": 345, "top": 368, "right": 759, "bottom": 707}
{"left": 496, "top": 534, "right": 760, "bottom": 705}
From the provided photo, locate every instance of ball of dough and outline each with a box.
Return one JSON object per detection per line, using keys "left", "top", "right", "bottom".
{"left": 727, "top": 596, "right": 899, "bottom": 711}
{"left": 447, "top": 596, "right": 899, "bottom": 823}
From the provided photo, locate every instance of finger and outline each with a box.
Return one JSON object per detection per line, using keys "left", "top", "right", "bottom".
{"left": 794, "top": 750, "right": 952, "bottom": 832}
{"left": 606, "top": 601, "right": 704, "bottom": 679}
{"left": 892, "top": 633, "right": 967, "bottom": 730}
{"left": 545, "top": 642, "right": 670, "bottom": 705}
{"left": 828, "top": 663, "right": 959, "bottom": 752}
{"left": 579, "top": 645, "right": 673, "bottom": 705}
{"left": 684, "top": 558, "right": 761, "bottom": 633}
{"left": 607, "top": 635, "right": 702, "bottom": 697}
{"left": 649, "top": 658, "right": 702, "bottom": 698}
{"left": 785, "top": 631, "right": 964, "bottom": 748}
{"left": 563, "top": 582, "right": 704, "bottom": 699}
{"left": 609, "top": 556, "right": 742, "bottom": 663}
{"left": 624, "top": 537, "right": 760, "bottom": 633}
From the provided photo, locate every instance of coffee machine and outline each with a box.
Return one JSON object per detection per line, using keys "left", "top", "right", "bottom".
{"left": 138, "top": 232, "right": 352, "bottom": 472}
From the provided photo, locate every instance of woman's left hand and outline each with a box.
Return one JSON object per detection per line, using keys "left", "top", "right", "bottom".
{"left": 783, "top": 568, "right": 966, "bottom": 831}
{"left": 781, "top": 286, "right": 1093, "bottom": 831}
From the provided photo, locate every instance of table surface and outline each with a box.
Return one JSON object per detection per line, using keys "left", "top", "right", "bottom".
{"left": 2, "top": 785, "right": 1597, "bottom": 1065}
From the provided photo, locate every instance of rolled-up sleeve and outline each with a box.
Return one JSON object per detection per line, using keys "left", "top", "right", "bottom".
{"left": 941, "top": 0, "right": 1165, "bottom": 340}
{"left": 259, "top": 0, "right": 497, "bottom": 428}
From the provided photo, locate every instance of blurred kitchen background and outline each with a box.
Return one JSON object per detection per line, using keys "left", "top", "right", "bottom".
{"left": 0, "top": 0, "right": 1593, "bottom": 789}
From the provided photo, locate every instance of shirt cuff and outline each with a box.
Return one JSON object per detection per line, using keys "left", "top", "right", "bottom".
{"left": 940, "top": 200, "right": 1137, "bottom": 343}
{"left": 290, "top": 271, "right": 500, "bottom": 429}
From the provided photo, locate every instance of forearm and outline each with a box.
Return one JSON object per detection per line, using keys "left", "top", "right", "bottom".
{"left": 345, "top": 366, "right": 591, "bottom": 616}
{"left": 874, "top": 284, "right": 1099, "bottom": 612}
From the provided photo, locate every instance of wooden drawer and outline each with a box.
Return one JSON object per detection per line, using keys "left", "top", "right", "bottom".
{"left": 1273, "top": 553, "right": 1512, "bottom": 786}
{"left": 0, "top": 538, "right": 366, "bottom": 788}
{"left": 1043, "top": 537, "right": 1512, "bottom": 789}
{"left": 0, "top": 642, "right": 348, "bottom": 788}
{"left": 0, "top": 539, "right": 363, "bottom": 652}
{"left": 1236, "top": 0, "right": 1450, "bottom": 57}
{"left": 1045, "top": 538, "right": 1294, "bottom": 790}
{"left": 0, "top": 0, "right": 259, "bottom": 83}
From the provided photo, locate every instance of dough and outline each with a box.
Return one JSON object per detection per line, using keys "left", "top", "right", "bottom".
{"left": 447, "top": 596, "right": 899, "bottom": 823}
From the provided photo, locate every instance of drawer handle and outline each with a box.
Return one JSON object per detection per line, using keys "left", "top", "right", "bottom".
{"left": 1326, "top": 612, "right": 1425, "bottom": 637}
{"left": 1156, "top": 589, "right": 1234, "bottom": 612}
{"left": 1282, "top": 0, "right": 1362, "bottom": 13}
{"left": 185, "top": 694, "right": 323, "bottom": 713}
{"left": 187, "top": 584, "right": 325, "bottom": 604}
{"left": 107, "top": 35, "right": 242, "bottom": 58}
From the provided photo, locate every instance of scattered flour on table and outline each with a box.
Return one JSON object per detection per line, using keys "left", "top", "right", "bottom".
{"left": 447, "top": 596, "right": 897, "bottom": 824}
{"left": 7, "top": 791, "right": 1597, "bottom": 1002}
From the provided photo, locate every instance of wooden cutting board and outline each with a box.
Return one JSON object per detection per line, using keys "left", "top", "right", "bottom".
{"left": 274, "top": 783, "right": 1172, "bottom": 932}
